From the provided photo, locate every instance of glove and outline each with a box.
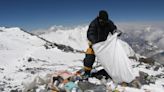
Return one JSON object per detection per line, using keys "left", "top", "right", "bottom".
{"left": 88, "top": 41, "right": 93, "bottom": 47}
{"left": 117, "top": 31, "right": 122, "bottom": 37}
{"left": 114, "top": 29, "right": 122, "bottom": 37}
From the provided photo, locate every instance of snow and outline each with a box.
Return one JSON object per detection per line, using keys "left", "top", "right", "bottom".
{"left": 0, "top": 27, "right": 45, "bottom": 74}
{"left": 38, "top": 25, "right": 89, "bottom": 50}
{"left": 0, "top": 27, "right": 86, "bottom": 91}
{"left": 0, "top": 26, "right": 164, "bottom": 92}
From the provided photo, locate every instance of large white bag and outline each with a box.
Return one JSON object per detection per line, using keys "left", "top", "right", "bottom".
{"left": 92, "top": 33, "right": 136, "bottom": 83}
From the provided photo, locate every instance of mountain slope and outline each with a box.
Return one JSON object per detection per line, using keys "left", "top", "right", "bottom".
{"left": 0, "top": 25, "right": 164, "bottom": 92}
{"left": 0, "top": 27, "right": 84, "bottom": 92}
{"left": 34, "top": 25, "right": 89, "bottom": 50}
{"left": 0, "top": 27, "right": 45, "bottom": 68}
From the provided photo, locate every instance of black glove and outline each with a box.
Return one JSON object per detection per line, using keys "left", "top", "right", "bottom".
{"left": 114, "top": 29, "right": 122, "bottom": 37}
{"left": 117, "top": 31, "right": 122, "bottom": 37}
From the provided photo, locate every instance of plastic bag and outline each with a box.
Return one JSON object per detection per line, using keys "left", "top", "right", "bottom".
{"left": 92, "top": 33, "right": 136, "bottom": 83}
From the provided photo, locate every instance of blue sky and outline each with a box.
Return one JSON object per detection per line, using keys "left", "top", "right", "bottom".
{"left": 0, "top": 0, "right": 164, "bottom": 31}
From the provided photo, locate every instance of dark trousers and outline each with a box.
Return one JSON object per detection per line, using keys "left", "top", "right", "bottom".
{"left": 83, "top": 54, "right": 95, "bottom": 74}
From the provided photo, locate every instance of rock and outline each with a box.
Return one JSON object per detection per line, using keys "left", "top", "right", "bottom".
{"left": 3, "top": 81, "right": 7, "bottom": 84}
{"left": 44, "top": 44, "right": 50, "bottom": 49}
{"left": 0, "top": 87, "right": 4, "bottom": 91}
{"left": 18, "top": 69, "right": 23, "bottom": 72}
{"left": 78, "top": 81, "right": 106, "bottom": 92}
{"left": 138, "top": 71, "right": 156, "bottom": 85}
{"left": 154, "top": 65, "right": 163, "bottom": 71}
{"left": 154, "top": 66, "right": 160, "bottom": 71}
{"left": 129, "top": 79, "right": 142, "bottom": 89}
{"left": 25, "top": 68, "right": 31, "bottom": 71}
{"left": 84, "top": 85, "right": 106, "bottom": 92}
{"left": 139, "top": 58, "right": 155, "bottom": 65}
{"left": 7, "top": 78, "right": 13, "bottom": 81}
{"left": 136, "top": 63, "right": 143, "bottom": 67}
{"left": 132, "top": 65, "right": 136, "bottom": 68}
{"left": 139, "top": 71, "right": 149, "bottom": 79}
{"left": 129, "top": 55, "right": 138, "bottom": 61}
{"left": 155, "top": 74, "right": 164, "bottom": 78}
{"left": 145, "top": 65, "right": 151, "bottom": 69}
{"left": 147, "top": 76, "right": 156, "bottom": 84}
{"left": 0, "top": 68, "right": 4, "bottom": 70}
{"left": 78, "top": 81, "right": 96, "bottom": 91}
{"left": 28, "top": 57, "right": 33, "bottom": 62}
{"left": 138, "top": 71, "right": 149, "bottom": 85}
{"left": 18, "top": 90, "right": 22, "bottom": 92}
{"left": 31, "top": 71, "right": 35, "bottom": 74}
{"left": 10, "top": 89, "right": 19, "bottom": 92}
{"left": 7, "top": 86, "right": 12, "bottom": 88}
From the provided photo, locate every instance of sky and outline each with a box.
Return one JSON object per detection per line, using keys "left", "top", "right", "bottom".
{"left": 0, "top": 0, "right": 164, "bottom": 31}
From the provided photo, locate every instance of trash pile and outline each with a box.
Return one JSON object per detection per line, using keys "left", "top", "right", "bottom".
{"left": 22, "top": 68, "right": 145, "bottom": 92}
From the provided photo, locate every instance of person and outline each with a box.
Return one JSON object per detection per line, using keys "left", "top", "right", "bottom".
{"left": 83, "top": 10, "right": 120, "bottom": 77}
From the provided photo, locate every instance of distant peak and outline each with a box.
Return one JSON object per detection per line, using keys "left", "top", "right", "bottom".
{"left": 49, "top": 25, "right": 64, "bottom": 31}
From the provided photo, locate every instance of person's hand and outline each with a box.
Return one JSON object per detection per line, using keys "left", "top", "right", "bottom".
{"left": 114, "top": 29, "right": 122, "bottom": 37}
{"left": 88, "top": 41, "right": 92, "bottom": 46}
{"left": 117, "top": 31, "right": 122, "bottom": 37}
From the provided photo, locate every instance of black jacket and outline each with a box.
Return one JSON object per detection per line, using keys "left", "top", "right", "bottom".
{"left": 87, "top": 17, "right": 117, "bottom": 44}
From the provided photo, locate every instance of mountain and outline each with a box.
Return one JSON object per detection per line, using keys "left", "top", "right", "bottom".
{"left": 33, "top": 23, "right": 164, "bottom": 64}
{"left": 33, "top": 25, "right": 89, "bottom": 50}
{"left": 0, "top": 27, "right": 84, "bottom": 92}
{"left": 32, "top": 24, "right": 164, "bottom": 91}
{"left": 117, "top": 22, "right": 164, "bottom": 64}
{"left": 0, "top": 27, "right": 45, "bottom": 68}
{"left": 0, "top": 25, "right": 164, "bottom": 92}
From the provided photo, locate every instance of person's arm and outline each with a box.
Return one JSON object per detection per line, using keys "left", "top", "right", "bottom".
{"left": 109, "top": 20, "right": 117, "bottom": 35}
{"left": 87, "top": 22, "right": 97, "bottom": 44}
{"left": 108, "top": 20, "right": 122, "bottom": 36}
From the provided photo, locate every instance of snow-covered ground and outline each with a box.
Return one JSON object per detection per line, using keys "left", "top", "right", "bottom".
{"left": 0, "top": 27, "right": 85, "bottom": 92}
{"left": 0, "top": 25, "right": 164, "bottom": 92}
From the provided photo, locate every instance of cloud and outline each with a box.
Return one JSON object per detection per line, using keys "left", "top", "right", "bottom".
{"left": 157, "top": 37, "right": 164, "bottom": 49}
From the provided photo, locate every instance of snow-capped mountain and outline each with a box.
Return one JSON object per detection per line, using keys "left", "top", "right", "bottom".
{"left": 0, "top": 25, "right": 164, "bottom": 92}
{"left": 33, "top": 23, "right": 164, "bottom": 64}
{"left": 33, "top": 25, "right": 89, "bottom": 50}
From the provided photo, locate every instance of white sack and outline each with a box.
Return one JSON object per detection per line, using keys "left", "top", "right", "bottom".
{"left": 92, "top": 33, "right": 136, "bottom": 83}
